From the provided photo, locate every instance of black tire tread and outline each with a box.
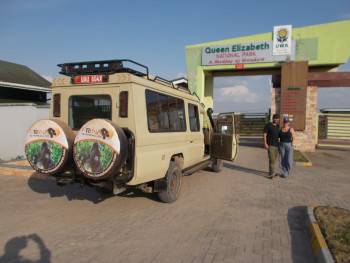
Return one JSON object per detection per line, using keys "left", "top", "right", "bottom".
{"left": 157, "top": 161, "right": 182, "bottom": 203}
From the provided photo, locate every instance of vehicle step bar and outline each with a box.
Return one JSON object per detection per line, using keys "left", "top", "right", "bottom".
{"left": 183, "top": 159, "right": 212, "bottom": 176}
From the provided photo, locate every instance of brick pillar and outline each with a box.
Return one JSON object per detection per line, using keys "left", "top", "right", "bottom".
{"left": 294, "top": 86, "right": 318, "bottom": 152}
{"left": 271, "top": 86, "right": 318, "bottom": 152}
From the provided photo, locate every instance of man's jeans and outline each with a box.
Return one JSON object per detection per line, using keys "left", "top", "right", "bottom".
{"left": 267, "top": 146, "right": 278, "bottom": 176}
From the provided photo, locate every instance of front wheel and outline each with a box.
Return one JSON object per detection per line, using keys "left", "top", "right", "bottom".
{"left": 157, "top": 162, "right": 182, "bottom": 203}
{"left": 211, "top": 159, "right": 223, "bottom": 172}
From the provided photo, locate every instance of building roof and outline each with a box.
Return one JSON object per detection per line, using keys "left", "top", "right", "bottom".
{"left": 320, "top": 108, "right": 350, "bottom": 113}
{"left": 171, "top": 77, "right": 188, "bottom": 89}
{"left": 0, "top": 59, "right": 51, "bottom": 88}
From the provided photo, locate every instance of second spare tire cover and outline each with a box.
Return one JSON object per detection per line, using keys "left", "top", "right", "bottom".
{"left": 73, "top": 119, "right": 128, "bottom": 180}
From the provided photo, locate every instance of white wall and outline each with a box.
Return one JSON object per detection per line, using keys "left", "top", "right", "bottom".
{"left": 0, "top": 104, "right": 49, "bottom": 161}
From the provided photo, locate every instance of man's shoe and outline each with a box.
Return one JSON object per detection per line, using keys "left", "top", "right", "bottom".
{"left": 267, "top": 173, "right": 276, "bottom": 179}
{"left": 272, "top": 173, "right": 279, "bottom": 179}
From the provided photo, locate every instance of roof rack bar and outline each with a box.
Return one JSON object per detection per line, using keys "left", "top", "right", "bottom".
{"left": 122, "top": 59, "right": 149, "bottom": 79}
{"left": 154, "top": 76, "right": 176, "bottom": 89}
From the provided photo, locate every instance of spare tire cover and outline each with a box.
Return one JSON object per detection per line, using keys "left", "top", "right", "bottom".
{"left": 25, "top": 119, "right": 74, "bottom": 175}
{"left": 73, "top": 119, "right": 128, "bottom": 180}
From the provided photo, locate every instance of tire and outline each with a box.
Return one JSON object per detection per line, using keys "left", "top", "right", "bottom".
{"left": 212, "top": 159, "right": 223, "bottom": 172}
{"left": 157, "top": 161, "right": 182, "bottom": 203}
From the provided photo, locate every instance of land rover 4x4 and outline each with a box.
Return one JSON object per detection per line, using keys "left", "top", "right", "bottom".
{"left": 25, "top": 59, "right": 238, "bottom": 203}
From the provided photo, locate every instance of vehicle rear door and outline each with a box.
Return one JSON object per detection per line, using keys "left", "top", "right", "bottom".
{"left": 211, "top": 113, "right": 238, "bottom": 161}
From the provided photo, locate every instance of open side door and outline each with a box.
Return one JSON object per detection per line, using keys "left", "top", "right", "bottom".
{"left": 210, "top": 113, "right": 238, "bottom": 161}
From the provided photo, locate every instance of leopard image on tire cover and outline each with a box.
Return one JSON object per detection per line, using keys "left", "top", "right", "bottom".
{"left": 25, "top": 119, "right": 75, "bottom": 175}
{"left": 73, "top": 119, "right": 128, "bottom": 180}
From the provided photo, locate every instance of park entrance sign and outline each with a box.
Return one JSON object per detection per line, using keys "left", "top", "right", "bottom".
{"left": 201, "top": 40, "right": 295, "bottom": 66}
{"left": 186, "top": 20, "right": 350, "bottom": 151}
{"left": 273, "top": 25, "right": 292, "bottom": 56}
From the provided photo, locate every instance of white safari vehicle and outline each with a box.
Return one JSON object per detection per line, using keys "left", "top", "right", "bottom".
{"left": 25, "top": 60, "right": 238, "bottom": 202}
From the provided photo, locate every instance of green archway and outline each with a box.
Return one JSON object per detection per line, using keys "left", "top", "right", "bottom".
{"left": 185, "top": 20, "right": 350, "bottom": 107}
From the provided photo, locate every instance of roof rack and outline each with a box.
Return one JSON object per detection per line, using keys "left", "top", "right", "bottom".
{"left": 57, "top": 59, "right": 195, "bottom": 96}
{"left": 57, "top": 59, "right": 149, "bottom": 78}
{"left": 154, "top": 76, "right": 176, "bottom": 89}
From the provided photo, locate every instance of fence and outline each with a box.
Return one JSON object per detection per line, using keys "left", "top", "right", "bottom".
{"left": 235, "top": 112, "right": 269, "bottom": 136}
{"left": 234, "top": 112, "right": 269, "bottom": 147}
{"left": 318, "top": 113, "right": 350, "bottom": 140}
{"left": 0, "top": 103, "right": 49, "bottom": 160}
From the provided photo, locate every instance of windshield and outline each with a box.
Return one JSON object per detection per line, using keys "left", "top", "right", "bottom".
{"left": 68, "top": 95, "right": 112, "bottom": 130}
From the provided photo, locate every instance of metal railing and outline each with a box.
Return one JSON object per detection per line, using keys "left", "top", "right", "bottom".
{"left": 235, "top": 112, "right": 269, "bottom": 137}
{"left": 318, "top": 113, "right": 350, "bottom": 140}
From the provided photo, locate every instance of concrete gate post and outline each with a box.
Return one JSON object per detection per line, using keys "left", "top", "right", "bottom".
{"left": 271, "top": 86, "right": 318, "bottom": 152}
{"left": 203, "top": 72, "right": 214, "bottom": 108}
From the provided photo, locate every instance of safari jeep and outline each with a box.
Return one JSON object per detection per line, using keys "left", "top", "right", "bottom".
{"left": 25, "top": 59, "right": 238, "bottom": 203}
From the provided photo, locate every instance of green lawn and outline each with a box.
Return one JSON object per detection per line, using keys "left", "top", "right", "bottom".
{"left": 294, "top": 150, "right": 309, "bottom": 163}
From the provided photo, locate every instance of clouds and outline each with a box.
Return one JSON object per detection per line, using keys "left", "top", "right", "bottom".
{"left": 338, "top": 13, "right": 350, "bottom": 19}
{"left": 213, "top": 76, "right": 272, "bottom": 113}
{"left": 212, "top": 70, "right": 350, "bottom": 114}
{"left": 318, "top": 88, "right": 350, "bottom": 110}
{"left": 41, "top": 75, "right": 53, "bottom": 82}
{"left": 175, "top": 72, "right": 187, "bottom": 78}
{"left": 215, "top": 85, "right": 259, "bottom": 103}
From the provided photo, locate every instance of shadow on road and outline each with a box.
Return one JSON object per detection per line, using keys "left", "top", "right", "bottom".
{"left": 27, "top": 174, "right": 160, "bottom": 203}
{"left": 287, "top": 206, "right": 315, "bottom": 263}
{"left": 27, "top": 175, "right": 112, "bottom": 204}
{"left": 223, "top": 162, "right": 269, "bottom": 177}
{"left": 0, "top": 234, "right": 51, "bottom": 263}
{"left": 238, "top": 137, "right": 264, "bottom": 148}
{"left": 118, "top": 188, "right": 160, "bottom": 202}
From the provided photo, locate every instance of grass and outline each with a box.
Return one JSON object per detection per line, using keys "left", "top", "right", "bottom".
{"left": 293, "top": 149, "right": 309, "bottom": 163}
{"left": 314, "top": 206, "right": 350, "bottom": 263}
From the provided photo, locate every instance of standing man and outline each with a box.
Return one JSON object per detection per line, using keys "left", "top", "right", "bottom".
{"left": 263, "top": 114, "right": 280, "bottom": 179}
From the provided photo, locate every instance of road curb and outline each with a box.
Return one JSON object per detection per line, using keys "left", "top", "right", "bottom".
{"left": 306, "top": 206, "right": 334, "bottom": 263}
{"left": 296, "top": 161, "right": 312, "bottom": 167}
{"left": 0, "top": 161, "right": 44, "bottom": 178}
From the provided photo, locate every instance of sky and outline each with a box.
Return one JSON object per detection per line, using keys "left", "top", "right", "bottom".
{"left": 1, "top": 0, "right": 350, "bottom": 112}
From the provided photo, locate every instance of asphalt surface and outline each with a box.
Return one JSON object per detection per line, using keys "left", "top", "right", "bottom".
{"left": 0, "top": 146, "right": 349, "bottom": 263}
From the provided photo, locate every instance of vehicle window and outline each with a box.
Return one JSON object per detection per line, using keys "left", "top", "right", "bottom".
{"left": 119, "top": 91, "right": 128, "bottom": 118}
{"left": 158, "top": 94, "right": 170, "bottom": 130}
{"left": 168, "top": 97, "right": 186, "bottom": 131}
{"left": 145, "top": 91, "right": 160, "bottom": 131}
{"left": 53, "top": 93, "right": 61, "bottom": 117}
{"left": 69, "top": 95, "right": 111, "bottom": 130}
{"left": 176, "top": 99, "right": 186, "bottom": 130}
{"left": 215, "top": 116, "right": 234, "bottom": 134}
{"left": 188, "top": 103, "right": 200, "bottom": 132}
{"left": 145, "top": 90, "right": 186, "bottom": 132}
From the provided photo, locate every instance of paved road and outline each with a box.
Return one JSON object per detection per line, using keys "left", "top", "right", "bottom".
{"left": 0, "top": 146, "right": 349, "bottom": 263}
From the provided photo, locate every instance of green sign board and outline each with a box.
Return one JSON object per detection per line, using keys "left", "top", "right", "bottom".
{"left": 201, "top": 40, "right": 295, "bottom": 66}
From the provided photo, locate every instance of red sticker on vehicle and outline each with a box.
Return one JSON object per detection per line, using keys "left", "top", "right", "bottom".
{"left": 73, "top": 75, "right": 108, "bottom": 84}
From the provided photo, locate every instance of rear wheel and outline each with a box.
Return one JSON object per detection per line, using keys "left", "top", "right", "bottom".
{"left": 211, "top": 159, "right": 223, "bottom": 172}
{"left": 157, "top": 161, "right": 182, "bottom": 203}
